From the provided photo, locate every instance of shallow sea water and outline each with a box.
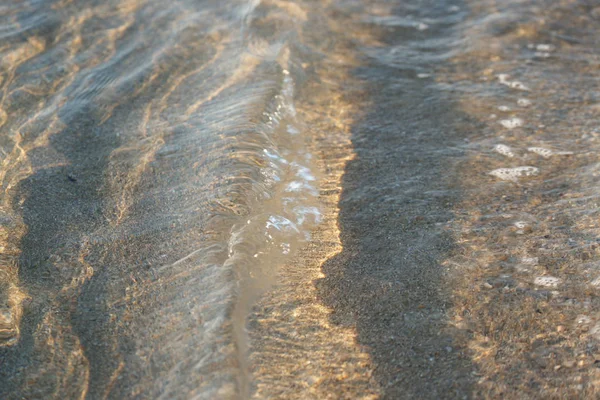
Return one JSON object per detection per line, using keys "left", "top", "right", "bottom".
{"left": 0, "top": 0, "right": 599, "bottom": 398}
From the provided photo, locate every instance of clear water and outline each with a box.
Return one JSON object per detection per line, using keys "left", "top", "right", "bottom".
{"left": 0, "top": 0, "right": 599, "bottom": 398}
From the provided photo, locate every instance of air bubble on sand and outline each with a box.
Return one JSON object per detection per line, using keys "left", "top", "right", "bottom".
{"left": 417, "top": 73, "right": 431, "bottom": 78}
{"left": 416, "top": 22, "right": 429, "bottom": 31}
{"left": 534, "top": 276, "right": 561, "bottom": 288}
{"left": 489, "top": 166, "right": 539, "bottom": 182}
{"left": 577, "top": 315, "right": 592, "bottom": 325}
{"left": 527, "top": 44, "right": 554, "bottom": 57}
{"left": 498, "top": 74, "right": 530, "bottom": 91}
{"left": 494, "top": 144, "right": 514, "bottom": 158}
{"left": 517, "top": 98, "right": 532, "bottom": 107}
{"left": 510, "top": 81, "right": 529, "bottom": 90}
{"left": 514, "top": 221, "right": 530, "bottom": 234}
{"left": 500, "top": 118, "right": 523, "bottom": 129}
{"left": 528, "top": 147, "right": 573, "bottom": 158}
{"left": 535, "top": 44, "right": 553, "bottom": 52}
{"left": 498, "top": 106, "right": 510, "bottom": 112}
{"left": 528, "top": 147, "right": 553, "bottom": 158}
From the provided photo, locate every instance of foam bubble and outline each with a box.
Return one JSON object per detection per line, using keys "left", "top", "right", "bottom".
{"left": 536, "top": 44, "right": 553, "bottom": 52}
{"left": 534, "top": 276, "right": 561, "bottom": 288}
{"left": 500, "top": 118, "right": 523, "bottom": 129}
{"left": 286, "top": 181, "right": 318, "bottom": 195}
{"left": 265, "top": 215, "right": 299, "bottom": 234}
{"left": 514, "top": 221, "right": 531, "bottom": 234}
{"left": 498, "top": 105, "right": 511, "bottom": 112}
{"left": 497, "top": 74, "right": 529, "bottom": 90}
{"left": 527, "top": 44, "right": 554, "bottom": 58}
{"left": 489, "top": 166, "right": 539, "bottom": 182}
{"left": 528, "top": 147, "right": 573, "bottom": 158}
{"left": 509, "top": 81, "right": 529, "bottom": 90}
{"left": 497, "top": 74, "right": 510, "bottom": 83}
{"left": 527, "top": 147, "right": 553, "bottom": 158}
{"left": 517, "top": 98, "right": 532, "bottom": 107}
{"left": 577, "top": 315, "right": 592, "bottom": 325}
{"left": 494, "top": 144, "right": 514, "bottom": 158}
{"left": 293, "top": 206, "right": 322, "bottom": 226}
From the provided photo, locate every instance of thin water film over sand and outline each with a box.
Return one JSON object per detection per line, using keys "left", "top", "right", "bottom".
{"left": 0, "top": 0, "right": 321, "bottom": 397}
{"left": 0, "top": 0, "right": 600, "bottom": 398}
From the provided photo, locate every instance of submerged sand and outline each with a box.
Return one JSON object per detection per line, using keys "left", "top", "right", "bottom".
{"left": 1, "top": 0, "right": 600, "bottom": 398}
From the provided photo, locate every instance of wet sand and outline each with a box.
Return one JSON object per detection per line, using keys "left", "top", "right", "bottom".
{"left": 2, "top": 0, "right": 600, "bottom": 398}
{"left": 250, "top": 0, "right": 600, "bottom": 398}
{"left": 249, "top": 1, "right": 476, "bottom": 398}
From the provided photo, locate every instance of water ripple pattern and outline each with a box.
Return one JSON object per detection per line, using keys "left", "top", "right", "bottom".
{"left": 0, "top": 0, "right": 320, "bottom": 398}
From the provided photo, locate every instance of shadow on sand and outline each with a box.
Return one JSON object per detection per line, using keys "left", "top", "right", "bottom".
{"left": 316, "top": 2, "right": 479, "bottom": 398}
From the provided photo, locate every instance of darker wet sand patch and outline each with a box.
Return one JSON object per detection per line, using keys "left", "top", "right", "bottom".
{"left": 316, "top": 46, "right": 476, "bottom": 400}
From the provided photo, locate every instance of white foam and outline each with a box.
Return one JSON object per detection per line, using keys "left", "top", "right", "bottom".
{"left": 528, "top": 147, "right": 573, "bottom": 158}
{"left": 286, "top": 181, "right": 318, "bottom": 195}
{"left": 286, "top": 125, "right": 300, "bottom": 135}
{"left": 498, "top": 105, "right": 511, "bottom": 112}
{"left": 517, "top": 98, "right": 532, "bottom": 107}
{"left": 527, "top": 44, "right": 554, "bottom": 55}
{"left": 489, "top": 166, "right": 539, "bottom": 182}
{"left": 514, "top": 221, "right": 530, "bottom": 234}
{"left": 534, "top": 276, "right": 561, "bottom": 288}
{"left": 536, "top": 44, "right": 553, "bottom": 52}
{"left": 265, "top": 215, "right": 299, "bottom": 234}
{"left": 497, "top": 74, "right": 530, "bottom": 90}
{"left": 293, "top": 206, "right": 322, "bottom": 226}
{"left": 500, "top": 118, "right": 523, "bottom": 129}
{"left": 577, "top": 315, "right": 592, "bottom": 325}
{"left": 494, "top": 144, "right": 514, "bottom": 158}
{"left": 509, "top": 81, "right": 529, "bottom": 90}
{"left": 528, "top": 147, "right": 553, "bottom": 158}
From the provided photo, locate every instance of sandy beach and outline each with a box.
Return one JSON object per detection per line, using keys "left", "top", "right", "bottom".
{"left": 250, "top": 0, "right": 600, "bottom": 398}
{"left": 2, "top": 0, "right": 600, "bottom": 398}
